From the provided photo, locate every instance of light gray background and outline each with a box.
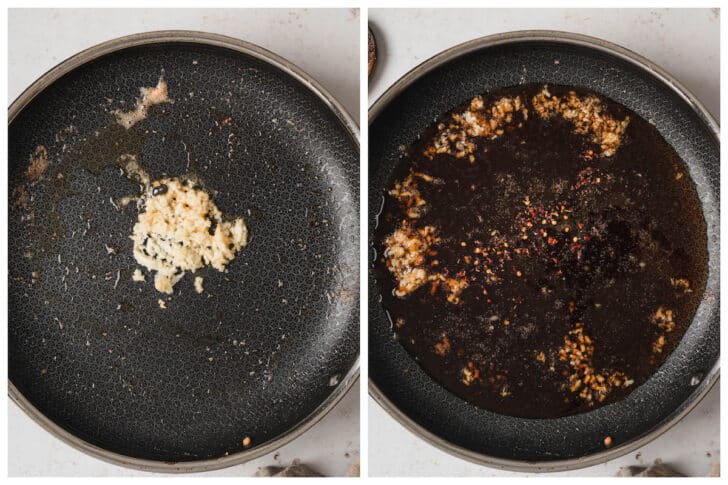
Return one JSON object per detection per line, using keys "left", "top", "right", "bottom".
{"left": 8, "top": 8, "right": 359, "bottom": 477}
{"left": 368, "top": 8, "right": 719, "bottom": 477}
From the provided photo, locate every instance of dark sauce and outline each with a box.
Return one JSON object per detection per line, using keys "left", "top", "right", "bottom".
{"left": 374, "top": 84, "right": 707, "bottom": 418}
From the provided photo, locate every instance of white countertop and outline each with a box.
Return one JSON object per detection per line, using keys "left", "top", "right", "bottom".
{"left": 368, "top": 8, "right": 719, "bottom": 477}
{"left": 8, "top": 8, "right": 359, "bottom": 477}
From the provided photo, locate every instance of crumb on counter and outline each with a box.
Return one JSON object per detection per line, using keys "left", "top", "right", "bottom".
{"left": 194, "top": 276, "right": 204, "bottom": 294}
{"left": 158, "top": 299, "right": 166, "bottom": 309}
{"left": 242, "top": 436, "right": 252, "bottom": 448}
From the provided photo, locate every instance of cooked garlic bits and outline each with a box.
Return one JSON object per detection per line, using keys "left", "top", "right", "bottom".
{"left": 132, "top": 177, "right": 248, "bottom": 294}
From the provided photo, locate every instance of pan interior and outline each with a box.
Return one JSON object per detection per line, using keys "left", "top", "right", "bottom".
{"left": 374, "top": 83, "right": 707, "bottom": 419}
{"left": 369, "top": 40, "right": 718, "bottom": 464}
{"left": 9, "top": 41, "right": 359, "bottom": 462}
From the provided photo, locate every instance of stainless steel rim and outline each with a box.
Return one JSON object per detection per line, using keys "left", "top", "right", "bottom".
{"left": 8, "top": 30, "right": 360, "bottom": 474}
{"left": 368, "top": 29, "right": 719, "bottom": 473}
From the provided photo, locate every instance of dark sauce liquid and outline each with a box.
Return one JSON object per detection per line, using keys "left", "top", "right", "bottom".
{"left": 374, "top": 84, "right": 707, "bottom": 418}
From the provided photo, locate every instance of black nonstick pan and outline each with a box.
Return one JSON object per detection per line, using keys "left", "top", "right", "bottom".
{"left": 9, "top": 31, "right": 359, "bottom": 472}
{"left": 369, "top": 31, "right": 719, "bottom": 471}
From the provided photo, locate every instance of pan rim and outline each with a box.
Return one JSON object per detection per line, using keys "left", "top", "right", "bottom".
{"left": 368, "top": 29, "right": 719, "bottom": 473}
{"left": 8, "top": 29, "right": 360, "bottom": 474}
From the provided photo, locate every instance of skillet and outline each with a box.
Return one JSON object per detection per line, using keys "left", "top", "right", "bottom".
{"left": 9, "top": 31, "right": 359, "bottom": 472}
{"left": 368, "top": 31, "right": 718, "bottom": 471}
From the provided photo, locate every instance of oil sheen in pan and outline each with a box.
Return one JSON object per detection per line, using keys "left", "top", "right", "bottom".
{"left": 374, "top": 83, "right": 708, "bottom": 419}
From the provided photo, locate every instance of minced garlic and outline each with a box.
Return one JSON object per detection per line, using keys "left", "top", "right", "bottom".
{"left": 132, "top": 268, "right": 145, "bottom": 282}
{"left": 26, "top": 145, "right": 50, "bottom": 182}
{"left": 131, "top": 177, "right": 248, "bottom": 294}
{"left": 113, "top": 76, "right": 171, "bottom": 129}
{"left": 424, "top": 95, "right": 526, "bottom": 160}
{"left": 532, "top": 86, "right": 630, "bottom": 156}
{"left": 384, "top": 223, "right": 439, "bottom": 297}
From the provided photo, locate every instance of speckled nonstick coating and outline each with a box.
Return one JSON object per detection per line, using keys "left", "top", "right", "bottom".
{"left": 9, "top": 32, "right": 359, "bottom": 471}
{"left": 369, "top": 31, "right": 719, "bottom": 471}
